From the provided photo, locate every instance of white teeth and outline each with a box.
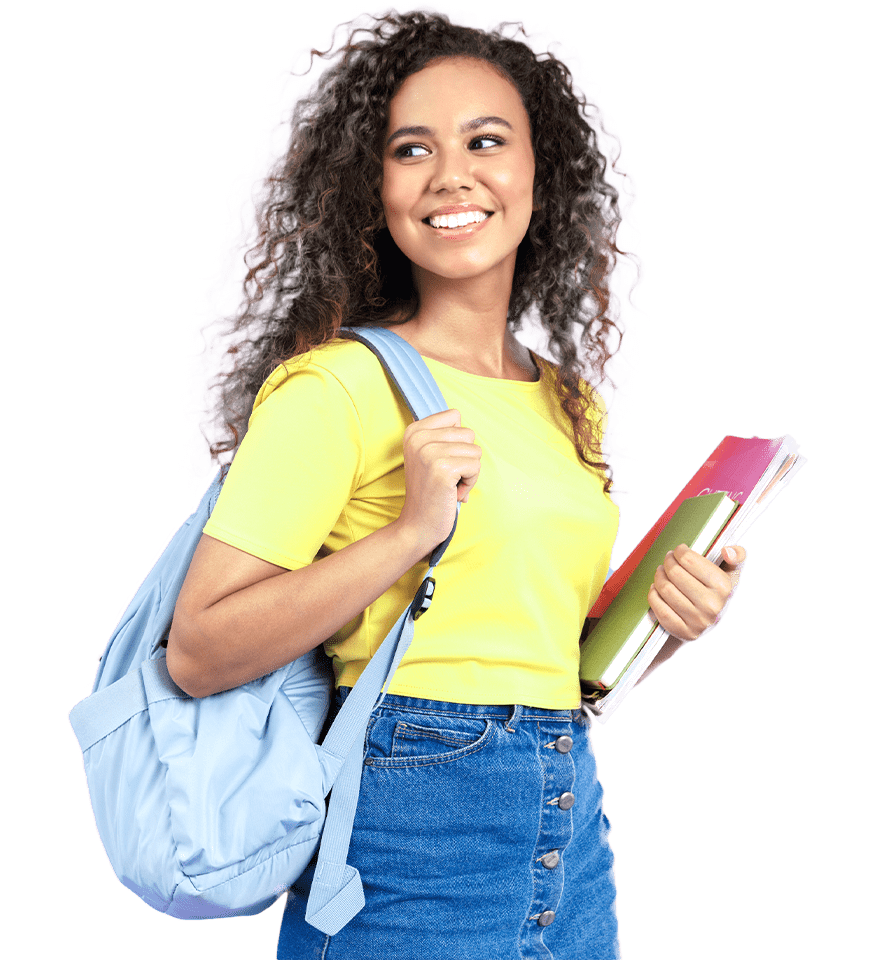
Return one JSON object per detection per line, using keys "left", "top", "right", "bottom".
{"left": 428, "top": 210, "right": 489, "bottom": 229}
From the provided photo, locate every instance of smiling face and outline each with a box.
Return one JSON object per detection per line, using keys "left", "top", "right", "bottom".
{"left": 380, "top": 57, "right": 536, "bottom": 291}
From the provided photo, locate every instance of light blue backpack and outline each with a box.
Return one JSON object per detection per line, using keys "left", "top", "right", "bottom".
{"left": 69, "top": 328, "right": 454, "bottom": 934}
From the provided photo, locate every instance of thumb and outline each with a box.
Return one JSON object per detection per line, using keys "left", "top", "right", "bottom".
{"left": 720, "top": 545, "right": 746, "bottom": 571}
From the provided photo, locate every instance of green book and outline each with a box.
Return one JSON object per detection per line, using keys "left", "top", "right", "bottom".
{"left": 580, "top": 492, "right": 739, "bottom": 693}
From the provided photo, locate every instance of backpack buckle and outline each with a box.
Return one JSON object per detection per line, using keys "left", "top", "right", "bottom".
{"left": 410, "top": 577, "right": 436, "bottom": 621}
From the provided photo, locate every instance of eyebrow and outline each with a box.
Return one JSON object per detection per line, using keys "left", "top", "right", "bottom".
{"left": 386, "top": 116, "right": 513, "bottom": 147}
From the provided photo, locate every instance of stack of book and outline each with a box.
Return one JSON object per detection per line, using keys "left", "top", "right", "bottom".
{"left": 581, "top": 435, "right": 803, "bottom": 720}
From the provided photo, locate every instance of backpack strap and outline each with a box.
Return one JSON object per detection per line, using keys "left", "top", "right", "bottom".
{"left": 305, "top": 326, "right": 460, "bottom": 934}
{"left": 339, "top": 326, "right": 447, "bottom": 422}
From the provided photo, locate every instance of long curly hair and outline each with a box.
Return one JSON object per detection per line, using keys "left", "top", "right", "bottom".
{"left": 209, "top": 11, "right": 624, "bottom": 489}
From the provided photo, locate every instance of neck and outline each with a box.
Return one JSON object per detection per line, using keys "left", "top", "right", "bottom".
{"left": 393, "top": 268, "right": 537, "bottom": 381}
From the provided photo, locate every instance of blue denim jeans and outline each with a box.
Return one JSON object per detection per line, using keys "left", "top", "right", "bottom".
{"left": 278, "top": 691, "right": 619, "bottom": 960}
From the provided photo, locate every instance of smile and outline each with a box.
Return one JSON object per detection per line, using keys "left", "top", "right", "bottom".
{"left": 425, "top": 211, "right": 491, "bottom": 229}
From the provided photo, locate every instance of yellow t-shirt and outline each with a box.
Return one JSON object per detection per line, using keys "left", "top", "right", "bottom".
{"left": 203, "top": 338, "right": 619, "bottom": 708}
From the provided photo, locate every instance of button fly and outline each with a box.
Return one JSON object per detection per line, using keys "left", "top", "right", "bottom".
{"left": 557, "top": 791, "right": 575, "bottom": 811}
{"left": 539, "top": 850, "right": 560, "bottom": 869}
{"left": 553, "top": 735, "right": 573, "bottom": 754}
{"left": 537, "top": 910, "right": 556, "bottom": 926}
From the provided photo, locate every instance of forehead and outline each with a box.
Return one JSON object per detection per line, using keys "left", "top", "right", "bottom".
{"left": 387, "top": 57, "right": 529, "bottom": 130}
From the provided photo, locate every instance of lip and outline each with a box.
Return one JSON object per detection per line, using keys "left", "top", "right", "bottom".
{"left": 423, "top": 203, "right": 491, "bottom": 219}
{"left": 421, "top": 204, "right": 494, "bottom": 237}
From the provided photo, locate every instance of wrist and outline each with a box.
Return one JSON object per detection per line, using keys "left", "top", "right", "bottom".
{"left": 384, "top": 516, "right": 435, "bottom": 569}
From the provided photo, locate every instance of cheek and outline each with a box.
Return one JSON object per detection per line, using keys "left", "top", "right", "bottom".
{"left": 380, "top": 178, "right": 411, "bottom": 229}
{"left": 496, "top": 162, "right": 535, "bottom": 209}
{"left": 380, "top": 167, "right": 398, "bottom": 219}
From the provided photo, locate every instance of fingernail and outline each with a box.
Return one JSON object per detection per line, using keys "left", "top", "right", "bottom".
{"left": 724, "top": 547, "right": 736, "bottom": 561}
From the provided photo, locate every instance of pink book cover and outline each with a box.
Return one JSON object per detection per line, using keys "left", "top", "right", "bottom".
{"left": 589, "top": 435, "right": 785, "bottom": 619}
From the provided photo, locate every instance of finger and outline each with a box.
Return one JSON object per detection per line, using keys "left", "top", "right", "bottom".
{"left": 405, "top": 429, "right": 480, "bottom": 469}
{"left": 653, "top": 559, "right": 723, "bottom": 637}
{"left": 421, "top": 408, "right": 462, "bottom": 426}
{"left": 648, "top": 582, "right": 695, "bottom": 641}
{"left": 406, "top": 408, "right": 462, "bottom": 434}
{"left": 719, "top": 545, "right": 745, "bottom": 597}
{"left": 652, "top": 566, "right": 704, "bottom": 623}
{"left": 662, "top": 551, "right": 727, "bottom": 615}
{"left": 669, "top": 544, "right": 730, "bottom": 592}
{"left": 418, "top": 440, "right": 482, "bottom": 461}
{"left": 457, "top": 473, "right": 478, "bottom": 503}
{"left": 720, "top": 544, "right": 746, "bottom": 572}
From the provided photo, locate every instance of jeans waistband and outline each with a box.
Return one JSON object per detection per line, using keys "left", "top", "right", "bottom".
{"left": 337, "top": 687, "right": 585, "bottom": 723}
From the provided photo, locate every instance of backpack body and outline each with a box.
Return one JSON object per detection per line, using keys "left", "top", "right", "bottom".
{"left": 69, "top": 328, "right": 451, "bottom": 928}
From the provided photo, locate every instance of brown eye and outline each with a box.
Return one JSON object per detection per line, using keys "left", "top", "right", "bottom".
{"left": 470, "top": 136, "right": 505, "bottom": 150}
{"left": 394, "top": 143, "right": 430, "bottom": 158}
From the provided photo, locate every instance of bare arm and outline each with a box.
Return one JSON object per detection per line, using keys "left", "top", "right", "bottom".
{"left": 167, "top": 523, "right": 426, "bottom": 698}
{"left": 166, "top": 409, "right": 481, "bottom": 698}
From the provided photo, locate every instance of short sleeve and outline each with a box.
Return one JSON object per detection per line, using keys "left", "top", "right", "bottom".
{"left": 203, "top": 360, "right": 366, "bottom": 569}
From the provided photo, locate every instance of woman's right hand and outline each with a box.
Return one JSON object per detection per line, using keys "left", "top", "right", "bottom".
{"left": 395, "top": 408, "right": 482, "bottom": 555}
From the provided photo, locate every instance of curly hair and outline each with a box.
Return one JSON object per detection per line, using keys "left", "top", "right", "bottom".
{"left": 208, "top": 11, "right": 624, "bottom": 489}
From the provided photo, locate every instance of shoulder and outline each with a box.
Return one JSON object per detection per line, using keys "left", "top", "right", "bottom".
{"left": 250, "top": 337, "right": 411, "bottom": 444}
{"left": 254, "top": 338, "right": 386, "bottom": 409}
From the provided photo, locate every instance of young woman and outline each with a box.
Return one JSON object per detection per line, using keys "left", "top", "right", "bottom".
{"left": 166, "top": 12, "right": 744, "bottom": 959}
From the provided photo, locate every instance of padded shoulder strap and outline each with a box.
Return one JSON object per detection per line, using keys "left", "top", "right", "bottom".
{"left": 339, "top": 327, "right": 447, "bottom": 421}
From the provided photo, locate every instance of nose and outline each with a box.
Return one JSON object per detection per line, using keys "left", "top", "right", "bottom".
{"left": 429, "top": 147, "right": 475, "bottom": 193}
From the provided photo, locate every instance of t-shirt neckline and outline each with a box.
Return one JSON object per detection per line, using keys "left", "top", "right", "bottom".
{"left": 421, "top": 351, "right": 543, "bottom": 388}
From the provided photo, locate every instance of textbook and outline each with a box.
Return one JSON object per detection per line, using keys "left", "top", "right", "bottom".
{"left": 590, "top": 435, "right": 801, "bottom": 619}
{"left": 580, "top": 492, "right": 737, "bottom": 699}
{"left": 582, "top": 435, "right": 803, "bottom": 720}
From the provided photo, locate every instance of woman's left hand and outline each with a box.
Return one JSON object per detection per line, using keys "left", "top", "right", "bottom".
{"left": 647, "top": 544, "right": 746, "bottom": 642}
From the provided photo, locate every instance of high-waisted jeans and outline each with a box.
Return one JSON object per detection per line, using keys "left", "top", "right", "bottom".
{"left": 278, "top": 690, "right": 620, "bottom": 960}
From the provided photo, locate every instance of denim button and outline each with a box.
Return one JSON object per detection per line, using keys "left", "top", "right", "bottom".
{"left": 540, "top": 850, "right": 560, "bottom": 869}
{"left": 558, "top": 791, "right": 575, "bottom": 811}
{"left": 538, "top": 910, "right": 556, "bottom": 926}
{"left": 554, "top": 735, "right": 573, "bottom": 753}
